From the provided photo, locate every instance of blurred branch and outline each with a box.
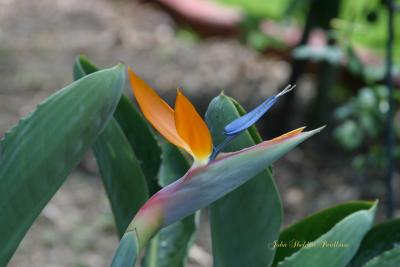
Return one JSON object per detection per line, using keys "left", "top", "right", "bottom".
{"left": 277, "top": 0, "right": 341, "bottom": 131}
{"left": 384, "top": 0, "right": 396, "bottom": 219}
{"left": 276, "top": 0, "right": 315, "bottom": 132}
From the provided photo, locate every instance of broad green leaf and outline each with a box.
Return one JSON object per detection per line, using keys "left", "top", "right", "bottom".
{"left": 75, "top": 55, "right": 161, "bottom": 194}
{"left": 158, "top": 142, "right": 190, "bottom": 187}
{"left": 74, "top": 56, "right": 161, "bottom": 236}
{"left": 273, "top": 201, "right": 373, "bottom": 266}
{"left": 74, "top": 56, "right": 161, "bottom": 191}
{"left": 113, "top": 96, "right": 161, "bottom": 195}
{"left": 362, "top": 247, "right": 400, "bottom": 267}
{"left": 144, "top": 217, "right": 197, "bottom": 267}
{"left": 143, "top": 141, "right": 196, "bottom": 267}
{"left": 0, "top": 64, "right": 125, "bottom": 265}
{"left": 111, "top": 231, "right": 139, "bottom": 267}
{"left": 348, "top": 219, "right": 400, "bottom": 267}
{"left": 277, "top": 202, "right": 377, "bottom": 267}
{"left": 205, "top": 93, "right": 282, "bottom": 267}
{"left": 92, "top": 119, "right": 149, "bottom": 237}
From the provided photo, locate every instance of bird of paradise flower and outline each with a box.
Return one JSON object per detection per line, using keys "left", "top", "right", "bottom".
{"left": 110, "top": 67, "right": 324, "bottom": 267}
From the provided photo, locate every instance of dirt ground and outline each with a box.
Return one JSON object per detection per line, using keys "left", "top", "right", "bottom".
{"left": 0, "top": 0, "right": 396, "bottom": 266}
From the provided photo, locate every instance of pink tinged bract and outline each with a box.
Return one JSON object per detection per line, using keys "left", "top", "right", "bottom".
{"left": 128, "top": 126, "right": 324, "bottom": 248}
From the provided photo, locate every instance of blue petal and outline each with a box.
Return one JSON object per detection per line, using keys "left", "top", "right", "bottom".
{"left": 223, "top": 85, "right": 295, "bottom": 136}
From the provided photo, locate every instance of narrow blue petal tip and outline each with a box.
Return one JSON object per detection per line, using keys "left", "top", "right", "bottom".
{"left": 223, "top": 84, "right": 295, "bottom": 136}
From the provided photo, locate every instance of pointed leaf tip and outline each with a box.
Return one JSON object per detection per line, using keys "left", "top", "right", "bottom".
{"left": 158, "top": 127, "right": 322, "bottom": 226}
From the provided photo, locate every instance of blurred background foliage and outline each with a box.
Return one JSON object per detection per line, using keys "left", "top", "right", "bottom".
{"left": 218, "top": 0, "right": 400, "bottom": 58}
{"left": 212, "top": 0, "right": 400, "bottom": 174}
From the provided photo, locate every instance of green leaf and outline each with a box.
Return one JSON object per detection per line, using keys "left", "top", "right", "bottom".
{"left": 111, "top": 231, "right": 140, "bottom": 267}
{"left": 158, "top": 142, "right": 190, "bottom": 187}
{"left": 362, "top": 247, "right": 400, "bottom": 267}
{"left": 113, "top": 96, "right": 161, "bottom": 194}
{"left": 74, "top": 57, "right": 161, "bottom": 192}
{"left": 74, "top": 56, "right": 161, "bottom": 236}
{"left": 144, "top": 216, "right": 197, "bottom": 267}
{"left": 74, "top": 55, "right": 162, "bottom": 194}
{"left": 143, "top": 141, "right": 196, "bottom": 267}
{"left": 0, "top": 64, "right": 125, "bottom": 266}
{"left": 276, "top": 202, "right": 377, "bottom": 267}
{"left": 92, "top": 119, "right": 149, "bottom": 237}
{"left": 273, "top": 201, "right": 373, "bottom": 266}
{"left": 348, "top": 219, "right": 400, "bottom": 267}
{"left": 73, "top": 55, "right": 99, "bottom": 79}
{"left": 205, "top": 93, "right": 283, "bottom": 267}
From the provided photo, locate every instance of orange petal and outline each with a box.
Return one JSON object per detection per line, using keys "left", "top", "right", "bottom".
{"left": 174, "top": 89, "right": 212, "bottom": 161}
{"left": 270, "top": 127, "right": 306, "bottom": 143}
{"left": 128, "top": 67, "right": 189, "bottom": 151}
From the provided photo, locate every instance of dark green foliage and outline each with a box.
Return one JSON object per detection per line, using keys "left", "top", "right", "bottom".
{"left": 206, "top": 93, "right": 282, "bottom": 267}
{"left": 276, "top": 202, "right": 377, "bottom": 267}
{"left": 348, "top": 219, "right": 400, "bottom": 267}
{"left": 273, "top": 201, "right": 373, "bottom": 266}
{"left": 74, "top": 56, "right": 153, "bottom": 237}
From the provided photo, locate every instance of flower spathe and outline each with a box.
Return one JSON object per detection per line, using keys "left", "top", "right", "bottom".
{"left": 113, "top": 124, "right": 324, "bottom": 262}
